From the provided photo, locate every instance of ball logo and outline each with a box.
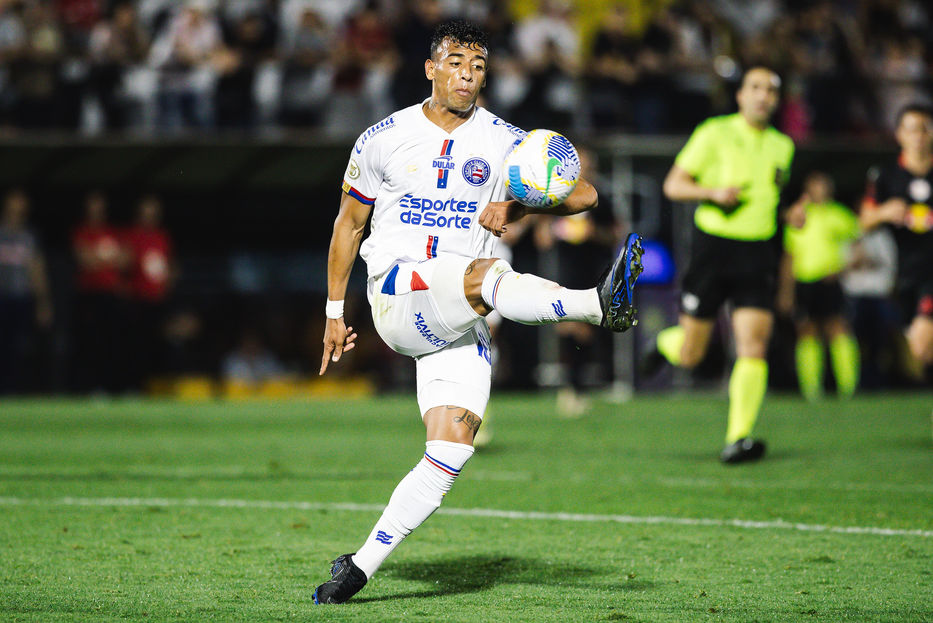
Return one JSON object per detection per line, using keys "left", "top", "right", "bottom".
{"left": 462, "top": 157, "right": 490, "bottom": 186}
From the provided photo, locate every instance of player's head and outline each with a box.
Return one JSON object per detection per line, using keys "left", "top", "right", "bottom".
{"left": 137, "top": 194, "right": 163, "bottom": 227}
{"left": 2, "top": 188, "right": 29, "bottom": 226}
{"left": 425, "top": 19, "right": 489, "bottom": 113}
{"left": 736, "top": 65, "right": 781, "bottom": 128}
{"left": 895, "top": 102, "right": 933, "bottom": 155}
{"left": 84, "top": 191, "right": 107, "bottom": 223}
{"left": 803, "top": 171, "right": 833, "bottom": 203}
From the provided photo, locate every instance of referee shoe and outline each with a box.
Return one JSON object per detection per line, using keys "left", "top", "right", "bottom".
{"left": 313, "top": 554, "right": 367, "bottom": 604}
{"left": 720, "top": 438, "right": 767, "bottom": 464}
{"left": 598, "top": 232, "right": 644, "bottom": 333}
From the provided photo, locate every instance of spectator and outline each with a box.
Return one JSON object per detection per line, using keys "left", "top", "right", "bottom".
{"left": 586, "top": 4, "right": 639, "bottom": 130}
{"left": 123, "top": 194, "right": 175, "bottom": 391}
{"left": 279, "top": 6, "right": 332, "bottom": 127}
{"left": 71, "top": 190, "right": 128, "bottom": 393}
{"left": 511, "top": 0, "right": 581, "bottom": 130}
{"left": 222, "top": 329, "right": 285, "bottom": 387}
{"left": 0, "top": 0, "right": 27, "bottom": 128}
{"left": 0, "top": 189, "right": 52, "bottom": 393}
{"left": 391, "top": 0, "right": 444, "bottom": 109}
{"left": 87, "top": 1, "right": 149, "bottom": 130}
{"left": 148, "top": 0, "right": 223, "bottom": 130}
{"left": 214, "top": 9, "right": 276, "bottom": 129}
{"left": 14, "top": 0, "right": 66, "bottom": 129}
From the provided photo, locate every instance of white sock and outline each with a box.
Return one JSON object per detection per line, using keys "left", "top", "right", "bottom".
{"left": 481, "top": 260, "right": 602, "bottom": 325}
{"left": 352, "top": 440, "right": 474, "bottom": 579}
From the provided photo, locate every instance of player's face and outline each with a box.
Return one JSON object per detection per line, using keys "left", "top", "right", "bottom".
{"left": 736, "top": 68, "right": 780, "bottom": 127}
{"left": 426, "top": 38, "right": 488, "bottom": 113}
{"left": 895, "top": 111, "right": 933, "bottom": 155}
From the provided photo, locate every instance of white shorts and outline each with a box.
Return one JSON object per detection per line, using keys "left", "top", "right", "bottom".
{"left": 368, "top": 256, "right": 492, "bottom": 417}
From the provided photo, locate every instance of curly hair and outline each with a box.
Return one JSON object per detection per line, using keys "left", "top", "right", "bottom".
{"left": 429, "top": 19, "right": 489, "bottom": 60}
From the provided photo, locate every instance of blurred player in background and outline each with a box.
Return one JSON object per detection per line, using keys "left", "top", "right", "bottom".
{"left": 860, "top": 103, "right": 933, "bottom": 378}
{"left": 0, "top": 189, "right": 52, "bottom": 393}
{"left": 314, "top": 20, "right": 643, "bottom": 604}
{"left": 649, "top": 66, "right": 798, "bottom": 463}
{"left": 124, "top": 194, "right": 175, "bottom": 392}
{"left": 71, "top": 191, "right": 128, "bottom": 393}
{"left": 778, "top": 171, "right": 861, "bottom": 400}
{"left": 535, "top": 146, "right": 623, "bottom": 417}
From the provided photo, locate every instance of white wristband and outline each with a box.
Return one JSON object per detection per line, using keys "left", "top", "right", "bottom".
{"left": 325, "top": 299, "right": 345, "bottom": 319}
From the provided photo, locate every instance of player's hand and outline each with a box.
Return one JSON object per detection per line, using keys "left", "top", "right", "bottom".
{"left": 479, "top": 200, "right": 526, "bottom": 237}
{"left": 879, "top": 198, "right": 908, "bottom": 224}
{"left": 708, "top": 186, "right": 742, "bottom": 208}
{"left": 320, "top": 318, "right": 357, "bottom": 375}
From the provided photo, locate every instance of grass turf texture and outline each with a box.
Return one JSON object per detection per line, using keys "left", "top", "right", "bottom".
{"left": 0, "top": 393, "right": 931, "bottom": 622}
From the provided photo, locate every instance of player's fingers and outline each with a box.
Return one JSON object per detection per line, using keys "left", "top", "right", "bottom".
{"left": 320, "top": 345, "right": 332, "bottom": 375}
{"left": 332, "top": 342, "right": 344, "bottom": 362}
{"left": 343, "top": 342, "right": 357, "bottom": 353}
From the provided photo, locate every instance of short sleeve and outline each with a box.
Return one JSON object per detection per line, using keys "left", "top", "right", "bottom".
{"left": 862, "top": 166, "right": 882, "bottom": 207}
{"left": 341, "top": 124, "right": 388, "bottom": 205}
{"left": 674, "top": 121, "right": 714, "bottom": 177}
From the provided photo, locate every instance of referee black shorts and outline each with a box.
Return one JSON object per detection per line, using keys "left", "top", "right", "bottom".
{"left": 679, "top": 229, "right": 778, "bottom": 319}
{"left": 794, "top": 279, "right": 846, "bottom": 321}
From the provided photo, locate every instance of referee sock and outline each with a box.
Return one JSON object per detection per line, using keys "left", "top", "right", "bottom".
{"left": 726, "top": 357, "right": 768, "bottom": 444}
{"left": 352, "top": 440, "right": 474, "bottom": 579}
{"left": 481, "top": 263, "right": 602, "bottom": 325}
{"left": 795, "top": 336, "right": 824, "bottom": 401}
{"left": 656, "top": 326, "right": 685, "bottom": 366}
{"left": 829, "top": 334, "right": 859, "bottom": 399}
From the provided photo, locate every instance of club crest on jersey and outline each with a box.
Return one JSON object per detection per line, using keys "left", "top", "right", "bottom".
{"left": 434, "top": 139, "right": 455, "bottom": 189}
{"left": 462, "top": 157, "right": 491, "bottom": 186}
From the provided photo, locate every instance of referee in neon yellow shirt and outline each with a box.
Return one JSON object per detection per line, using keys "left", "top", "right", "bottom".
{"left": 654, "top": 66, "right": 800, "bottom": 463}
{"left": 778, "top": 172, "right": 861, "bottom": 401}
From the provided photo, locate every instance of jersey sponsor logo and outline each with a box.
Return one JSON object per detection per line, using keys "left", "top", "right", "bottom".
{"left": 906, "top": 203, "right": 933, "bottom": 233}
{"left": 462, "top": 157, "right": 491, "bottom": 186}
{"left": 491, "top": 116, "right": 527, "bottom": 138}
{"left": 435, "top": 139, "right": 455, "bottom": 189}
{"left": 375, "top": 531, "right": 394, "bottom": 545}
{"left": 398, "top": 194, "right": 477, "bottom": 229}
{"left": 354, "top": 115, "right": 395, "bottom": 153}
{"left": 413, "top": 312, "right": 449, "bottom": 348}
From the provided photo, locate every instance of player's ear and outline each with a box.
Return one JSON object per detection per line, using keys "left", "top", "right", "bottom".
{"left": 425, "top": 59, "right": 434, "bottom": 80}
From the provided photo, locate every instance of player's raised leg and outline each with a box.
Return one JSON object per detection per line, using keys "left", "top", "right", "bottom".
{"left": 464, "top": 232, "right": 644, "bottom": 332}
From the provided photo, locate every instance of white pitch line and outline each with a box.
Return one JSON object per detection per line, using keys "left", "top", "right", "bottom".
{"left": 0, "top": 496, "right": 931, "bottom": 539}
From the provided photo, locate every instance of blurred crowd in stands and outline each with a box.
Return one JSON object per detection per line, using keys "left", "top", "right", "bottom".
{"left": 0, "top": 0, "right": 931, "bottom": 137}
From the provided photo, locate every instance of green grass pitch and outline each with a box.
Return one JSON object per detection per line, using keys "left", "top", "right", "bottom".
{"left": 1, "top": 392, "right": 931, "bottom": 622}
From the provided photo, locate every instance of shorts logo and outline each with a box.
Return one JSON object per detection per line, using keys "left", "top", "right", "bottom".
{"left": 462, "top": 157, "right": 491, "bottom": 186}
{"left": 375, "top": 531, "right": 394, "bottom": 545}
{"left": 413, "top": 312, "right": 449, "bottom": 348}
{"left": 435, "top": 139, "right": 455, "bottom": 189}
{"left": 346, "top": 159, "right": 360, "bottom": 180}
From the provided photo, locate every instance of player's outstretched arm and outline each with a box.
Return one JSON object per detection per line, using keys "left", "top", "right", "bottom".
{"left": 320, "top": 193, "right": 371, "bottom": 375}
{"left": 479, "top": 178, "right": 598, "bottom": 236}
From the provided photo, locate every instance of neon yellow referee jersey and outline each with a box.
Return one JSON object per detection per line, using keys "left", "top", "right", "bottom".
{"left": 784, "top": 201, "right": 860, "bottom": 282}
{"left": 675, "top": 113, "right": 795, "bottom": 241}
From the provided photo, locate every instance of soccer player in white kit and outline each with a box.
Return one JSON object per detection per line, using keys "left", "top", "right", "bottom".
{"left": 314, "top": 20, "right": 644, "bottom": 604}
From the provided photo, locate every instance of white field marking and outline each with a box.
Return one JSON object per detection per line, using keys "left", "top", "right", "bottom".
{"left": 0, "top": 496, "right": 931, "bottom": 539}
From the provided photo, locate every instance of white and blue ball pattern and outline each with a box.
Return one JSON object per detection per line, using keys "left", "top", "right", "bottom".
{"left": 504, "top": 129, "right": 582, "bottom": 209}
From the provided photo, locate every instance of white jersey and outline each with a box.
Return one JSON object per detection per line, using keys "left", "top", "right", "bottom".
{"left": 341, "top": 101, "right": 526, "bottom": 279}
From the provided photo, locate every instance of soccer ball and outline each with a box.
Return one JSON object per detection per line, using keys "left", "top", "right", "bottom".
{"left": 504, "top": 129, "right": 582, "bottom": 209}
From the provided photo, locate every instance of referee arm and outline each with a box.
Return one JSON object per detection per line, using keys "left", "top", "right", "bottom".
{"left": 663, "top": 165, "right": 741, "bottom": 208}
